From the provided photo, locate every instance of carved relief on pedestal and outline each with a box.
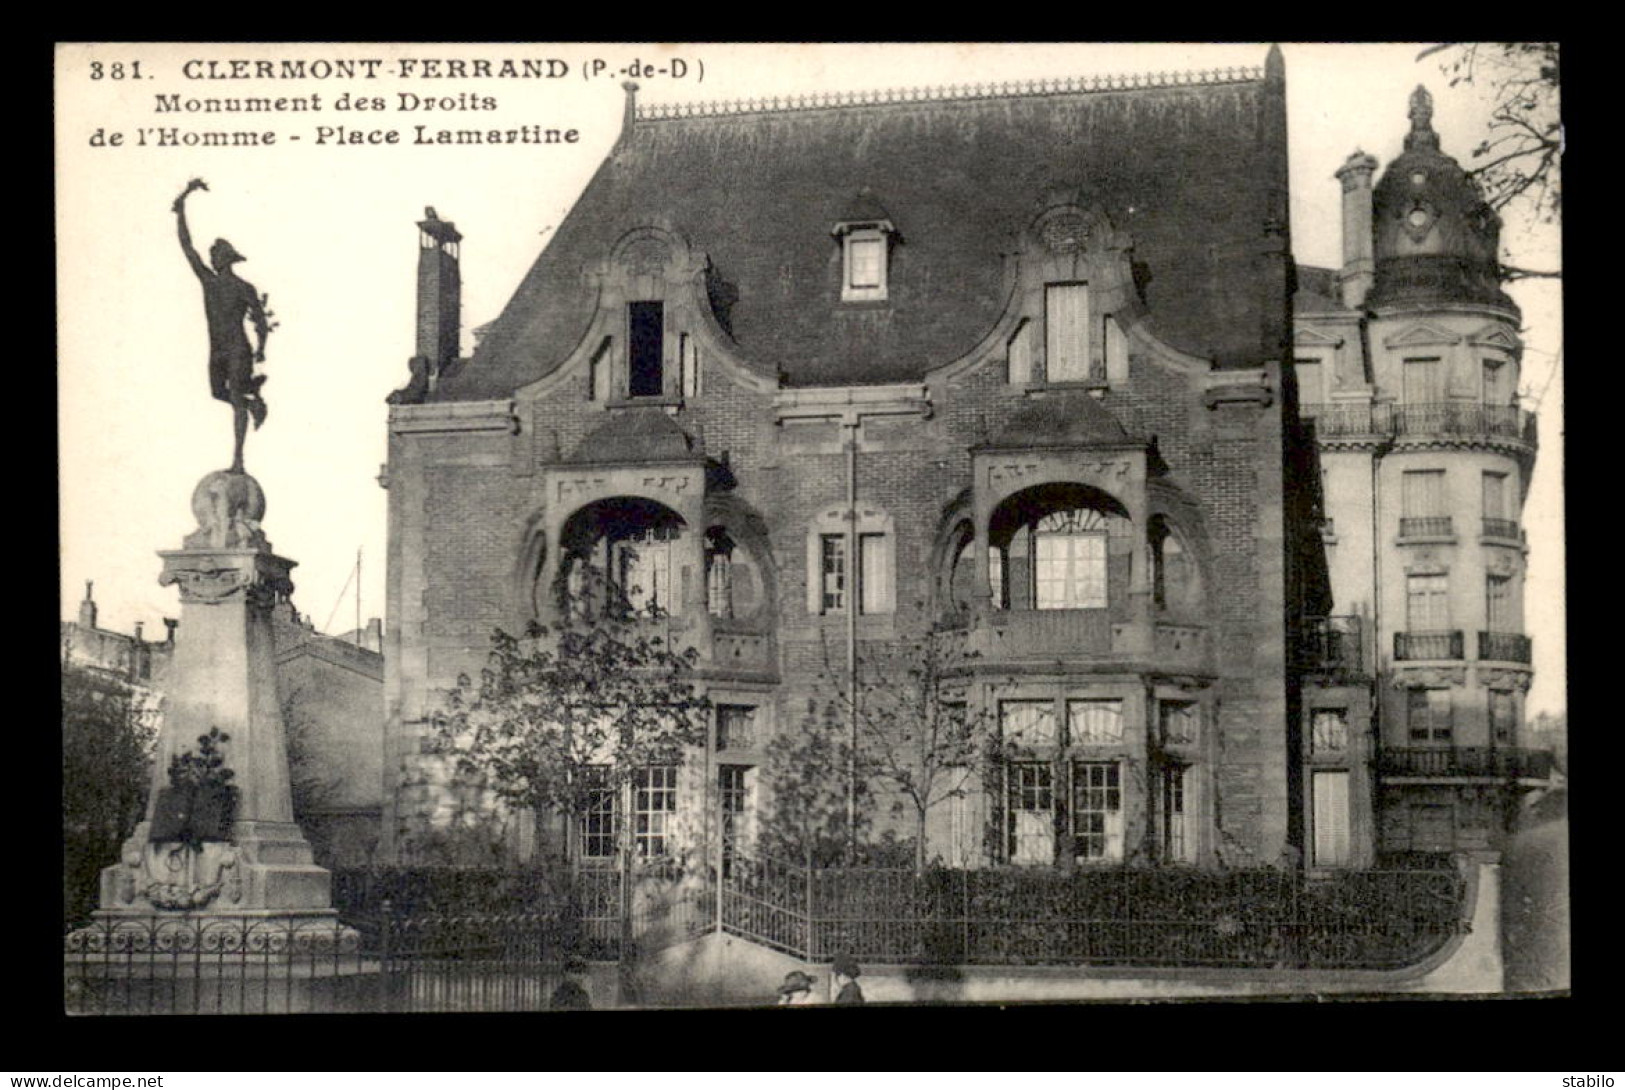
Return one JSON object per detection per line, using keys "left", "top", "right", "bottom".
{"left": 116, "top": 841, "right": 243, "bottom": 911}
{"left": 160, "top": 566, "right": 255, "bottom": 603}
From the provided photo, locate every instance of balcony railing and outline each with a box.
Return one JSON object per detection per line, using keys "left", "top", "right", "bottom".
{"left": 1302, "top": 402, "right": 1537, "bottom": 447}
{"left": 1394, "top": 630, "right": 1464, "bottom": 661}
{"left": 1300, "top": 615, "right": 1364, "bottom": 674}
{"left": 1398, "top": 516, "right": 1454, "bottom": 539}
{"left": 1481, "top": 517, "right": 1520, "bottom": 540}
{"left": 1478, "top": 631, "right": 1533, "bottom": 664}
{"left": 1379, "top": 746, "right": 1552, "bottom": 780}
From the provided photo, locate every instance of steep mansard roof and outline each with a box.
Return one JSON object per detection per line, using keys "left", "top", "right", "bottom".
{"left": 436, "top": 60, "right": 1288, "bottom": 401}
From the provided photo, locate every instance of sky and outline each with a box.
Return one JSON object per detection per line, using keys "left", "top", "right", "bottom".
{"left": 56, "top": 42, "right": 1563, "bottom": 715}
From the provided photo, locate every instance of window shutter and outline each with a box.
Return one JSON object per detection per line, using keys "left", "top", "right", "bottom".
{"left": 1045, "top": 283, "right": 1090, "bottom": 381}
{"left": 1104, "top": 314, "right": 1129, "bottom": 384}
{"left": 1403, "top": 358, "right": 1442, "bottom": 404}
{"left": 1295, "top": 359, "right": 1323, "bottom": 404}
{"left": 1312, "top": 771, "right": 1351, "bottom": 867}
{"left": 859, "top": 532, "right": 889, "bottom": 614}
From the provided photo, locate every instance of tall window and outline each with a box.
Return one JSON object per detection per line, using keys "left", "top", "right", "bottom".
{"left": 1045, "top": 282, "right": 1091, "bottom": 381}
{"left": 1482, "top": 359, "right": 1509, "bottom": 405}
{"left": 1402, "top": 357, "right": 1443, "bottom": 404}
{"left": 819, "top": 534, "right": 846, "bottom": 613}
{"left": 816, "top": 530, "right": 891, "bottom": 615}
{"left": 1401, "top": 470, "right": 1447, "bottom": 518}
{"left": 1295, "top": 358, "right": 1324, "bottom": 406}
{"left": 1482, "top": 471, "right": 1508, "bottom": 521}
{"left": 1033, "top": 509, "right": 1109, "bottom": 609}
{"left": 1311, "top": 708, "right": 1349, "bottom": 754}
{"left": 1006, "top": 763, "right": 1055, "bottom": 865}
{"left": 1489, "top": 691, "right": 1517, "bottom": 745}
{"left": 580, "top": 765, "right": 616, "bottom": 860}
{"left": 633, "top": 765, "right": 678, "bottom": 858}
{"left": 1407, "top": 688, "right": 1453, "bottom": 743}
{"left": 1160, "top": 767, "right": 1190, "bottom": 864}
{"left": 1070, "top": 762, "right": 1122, "bottom": 863}
{"left": 628, "top": 300, "right": 664, "bottom": 397}
{"left": 613, "top": 526, "right": 676, "bottom": 614}
{"left": 718, "top": 765, "right": 750, "bottom": 877}
{"left": 705, "top": 529, "right": 734, "bottom": 619}
{"left": 1406, "top": 573, "right": 1450, "bottom": 631}
{"left": 1486, "top": 573, "right": 1515, "bottom": 631}
{"left": 1311, "top": 770, "right": 1351, "bottom": 867}
{"left": 859, "top": 533, "right": 889, "bottom": 615}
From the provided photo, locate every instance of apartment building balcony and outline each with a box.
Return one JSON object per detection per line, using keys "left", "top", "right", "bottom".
{"left": 968, "top": 609, "right": 1209, "bottom": 671}
{"left": 1379, "top": 746, "right": 1552, "bottom": 783}
{"left": 1302, "top": 402, "right": 1537, "bottom": 450}
{"left": 1481, "top": 517, "right": 1521, "bottom": 542}
{"left": 1397, "top": 516, "right": 1454, "bottom": 540}
{"left": 1477, "top": 631, "right": 1533, "bottom": 664}
{"left": 1393, "top": 630, "right": 1464, "bottom": 661}
{"left": 1299, "top": 615, "right": 1365, "bottom": 675}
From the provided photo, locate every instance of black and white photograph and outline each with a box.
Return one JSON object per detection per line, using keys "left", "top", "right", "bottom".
{"left": 56, "top": 42, "right": 1565, "bottom": 1014}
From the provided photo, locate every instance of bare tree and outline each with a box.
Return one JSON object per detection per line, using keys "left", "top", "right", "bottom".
{"left": 1421, "top": 42, "right": 1560, "bottom": 281}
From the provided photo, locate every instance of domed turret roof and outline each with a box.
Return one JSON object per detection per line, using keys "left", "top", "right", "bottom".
{"left": 1366, "top": 86, "right": 1517, "bottom": 315}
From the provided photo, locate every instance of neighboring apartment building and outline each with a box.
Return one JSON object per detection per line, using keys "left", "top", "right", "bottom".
{"left": 62, "top": 582, "right": 386, "bottom": 866}
{"left": 382, "top": 48, "right": 1352, "bottom": 872}
{"left": 1293, "top": 86, "right": 1549, "bottom": 864}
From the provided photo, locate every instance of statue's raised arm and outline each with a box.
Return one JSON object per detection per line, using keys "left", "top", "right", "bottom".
{"left": 173, "top": 179, "right": 211, "bottom": 282}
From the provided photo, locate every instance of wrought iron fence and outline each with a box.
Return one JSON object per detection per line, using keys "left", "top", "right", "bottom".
{"left": 1398, "top": 516, "right": 1454, "bottom": 539}
{"left": 718, "top": 854, "right": 1468, "bottom": 971}
{"left": 1394, "top": 630, "right": 1465, "bottom": 661}
{"left": 1379, "top": 746, "right": 1552, "bottom": 780}
{"left": 1477, "top": 631, "right": 1533, "bottom": 664}
{"left": 1303, "top": 402, "right": 1536, "bottom": 446}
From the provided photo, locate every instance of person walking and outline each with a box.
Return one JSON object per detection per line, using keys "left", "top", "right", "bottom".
{"left": 832, "top": 953, "right": 865, "bottom": 1004}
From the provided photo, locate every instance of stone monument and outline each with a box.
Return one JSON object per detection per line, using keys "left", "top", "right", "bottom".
{"left": 72, "top": 181, "right": 343, "bottom": 942}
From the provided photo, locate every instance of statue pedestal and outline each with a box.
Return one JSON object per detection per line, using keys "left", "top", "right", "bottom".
{"left": 80, "top": 471, "right": 344, "bottom": 931}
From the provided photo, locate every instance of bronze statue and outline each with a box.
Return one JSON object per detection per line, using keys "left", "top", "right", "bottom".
{"left": 173, "top": 179, "right": 273, "bottom": 474}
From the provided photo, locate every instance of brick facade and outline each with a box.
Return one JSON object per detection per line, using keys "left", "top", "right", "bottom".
{"left": 382, "top": 52, "right": 1327, "bottom": 870}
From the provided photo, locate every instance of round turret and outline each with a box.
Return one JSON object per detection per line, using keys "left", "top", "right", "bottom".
{"left": 1366, "top": 86, "right": 1518, "bottom": 316}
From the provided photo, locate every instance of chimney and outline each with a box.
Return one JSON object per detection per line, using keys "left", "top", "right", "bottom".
{"left": 366, "top": 616, "right": 383, "bottom": 652}
{"left": 133, "top": 621, "right": 144, "bottom": 643}
{"left": 1334, "top": 150, "right": 1379, "bottom": 309}
{"left": 77, "top": 580, "right": 97, "bottom": 630}
{"left": 416, "top": 207, "right": 463, "bottom": 392}
{"left": 164, "top": 618, "right": 178, "bottom": 645}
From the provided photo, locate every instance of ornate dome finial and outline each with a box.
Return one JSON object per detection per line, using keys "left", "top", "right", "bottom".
{"left": 1408, "top": 85, "right": 1434, "bottom": 133}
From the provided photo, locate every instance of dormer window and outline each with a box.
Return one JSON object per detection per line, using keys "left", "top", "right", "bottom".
{"left": 833, "top": 192, "right": 897, "bottom": 304}
{"left": 838, "top": 225, "right": 891, "bottom": 302}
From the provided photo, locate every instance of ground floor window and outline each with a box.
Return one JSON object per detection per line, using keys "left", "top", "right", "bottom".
{"left": 580, "top": 765, "right": 616, "bottom": 860}
{"left": 1312, "top": 770, "right": 1351, "bottom": 867}
{"left": 633, "top": 765, "right": 678, "bottom": 858}
{"left": 1070, "top": 761, "right": 1122, "bottom": 863}
{"left": 1003, "top": 759, "right": 1123, "bottom": 865}
{"left": 718, "top": 764, "right": 751, "bottom": 877}
{"left": 1159, "top": 766, "right": 1190, "bottom": 863}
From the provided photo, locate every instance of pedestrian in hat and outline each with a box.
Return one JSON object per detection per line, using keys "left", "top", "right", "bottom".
{"left": 776, "top": 969, "right": 816, "bottom": 1006}
{"left": 832, "top": 953, "right": 865, "bottom": 1004}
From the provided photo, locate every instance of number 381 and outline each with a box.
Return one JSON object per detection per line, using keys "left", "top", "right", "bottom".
{"left": 90, "top": 61, "right": 143, "bottom": 80}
